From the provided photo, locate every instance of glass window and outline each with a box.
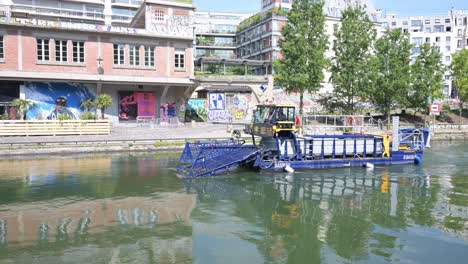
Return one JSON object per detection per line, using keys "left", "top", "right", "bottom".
{"left": 72, "top": 41, "right": 84, "bottom": 63}
{"left": 445, "top": 56, "right": 451, "bottom": 62}
{"left": 410, "top": 20, "right": 422, "bottom": 27}
{"left": 446, "top": 46, "right": 451, "bottom": 52}
{"left": 55, "top": 40, "right": 67, "bottom": 62}
{"left": 113, "top": 44, "right": 125, "bottom": 65}
{"left": 129, "top": 45, "right": 139, "bottom": 66}
{"left": 412, "top": 37, "right": 423, "bottom": 45}
{"left": 445, "top": 75, "right": 450, "bottom": 81}
{"left": 446, "top": 36, "right": 451, "bottom": 42}
{"left": 36, "top": 38, "right": 50, "bottom": 61}
{"left": 175, "top": 49, "right": 185, "bottom": 69}
{"left": 144, "top": 46, "right": 154, "bottom": 67}
{"left": 425, "top": 37, "right": 430, "bottom": 43}
{"left": 0, "top": 36, "right": 3, "bottom": 60}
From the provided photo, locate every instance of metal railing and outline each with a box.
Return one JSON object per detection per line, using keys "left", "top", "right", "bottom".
{"left": 11, "top": 4, "right": 105, "bottom": 20}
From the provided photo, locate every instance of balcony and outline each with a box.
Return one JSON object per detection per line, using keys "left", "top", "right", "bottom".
{"left": 196, "top": 41, "right": 237, "bottom": 48}
{"left": 10, "top": 4, "right": 104, "bottom": 21}
{"left": 111, "top": 14, "right": 134, "bottom": 23}
{"left": 111, "top": 0, "right": 143, "bottom": 7}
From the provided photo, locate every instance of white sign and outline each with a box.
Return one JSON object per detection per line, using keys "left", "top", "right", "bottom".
{"left": 429, "top": 103, "right": 441, "bottom": 116}
{"left": 209, "top": 93, "right": 225, "bottom": 110}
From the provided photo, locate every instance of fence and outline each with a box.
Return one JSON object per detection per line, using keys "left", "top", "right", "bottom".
{"left": 136, "top": 117, "right": 183, "bottom": 128}
{"left": 424, "top": 122, "right": 468, "bottom": 131}
{"left": 0, "top": 120, "right": 111, "bottom": 136}
{"left": 302, "top": 115, "right": 387, "bottom": 135}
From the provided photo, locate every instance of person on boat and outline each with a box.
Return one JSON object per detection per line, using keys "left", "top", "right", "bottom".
{"left": 277, "top": 108, "right": 287, "bottom": 121}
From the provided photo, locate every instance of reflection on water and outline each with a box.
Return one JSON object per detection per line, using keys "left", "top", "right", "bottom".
{"left": 0, "top": 143, "right": 467, "bottom": 263}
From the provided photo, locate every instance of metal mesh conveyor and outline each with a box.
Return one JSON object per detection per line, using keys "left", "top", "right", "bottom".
{"left": 177, "top": 141, "right": 261, "bottom": 177}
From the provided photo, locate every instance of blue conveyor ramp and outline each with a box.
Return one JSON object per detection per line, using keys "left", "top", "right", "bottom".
{"left": 177, "top": 141, "right": 261, "bottom": 177}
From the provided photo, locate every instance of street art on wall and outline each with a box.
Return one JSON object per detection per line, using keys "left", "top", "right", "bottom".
{"left": 119, "top": 92, "right": 156, "bottom": 121}
{"left": 119, "top": 91, "right": 137, "bottom": 121}
{"left": 185, "top": 99, "right": 207, "bottom": 122}
{"left": 160, "top": 102, "right": 177, "bottom": 119}
{"left": 209, "top": 93, "right": 225, "bottom": 110}
{"left": 267, "top": 88, "right": 319, "bottom": 114}
{"left": 23, "top": 82, "right": 96, "bottom": 120}
{"left": 137, "top": 92, "right": 156, "bottom": 117}
{"left": 146, "top": 6, "right": 194, "bottom": 38}
{"left": 208, "top": 93, "right": 253, "bottom": 122}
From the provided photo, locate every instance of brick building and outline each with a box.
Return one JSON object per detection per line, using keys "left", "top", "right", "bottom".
{"left": 0, "top": 0, "right": 195, "bottom": 123}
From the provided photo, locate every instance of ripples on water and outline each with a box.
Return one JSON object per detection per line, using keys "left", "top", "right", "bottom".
{"left": 0, "top": 142, "right": 467, "bottom": 264}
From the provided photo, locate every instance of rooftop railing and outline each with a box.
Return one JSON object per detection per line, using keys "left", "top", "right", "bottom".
{"left": 11, "top": 4, "right": 105, "bottom": 20}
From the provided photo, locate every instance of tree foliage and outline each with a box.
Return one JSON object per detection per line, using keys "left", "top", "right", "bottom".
{"left": 451, "top": 48, "right": 468, "bottom": 124}
{"left": 274, "top": 0, "right": 328, "bottom": 115}
{"left": 407, "top": 43, "right": 444, "bottom": 113}
{"left": 369, "top": 29, "right": 412, "bottom": 122}
{"left": 329, "top": 5, "right": 376, "bottom": 114}
{"left": 12, "top": 99, "right": 35, "bottom": 120}
{"left": 94, "top": 94, "right": 113, "bottom": 119}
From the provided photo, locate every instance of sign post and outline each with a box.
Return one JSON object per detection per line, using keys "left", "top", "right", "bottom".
{"left": 429, "top": 103, "right": 441, "bottom": 133}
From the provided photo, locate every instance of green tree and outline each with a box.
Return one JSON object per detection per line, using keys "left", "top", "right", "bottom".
{"left": 11, "top": 99, "right": 35, "bottom": 120}
{"left": 451, "top": 49, "right": 468, "bottom": 126}
{"left": 80, "top": 98, "right": 95, "bottom": 112}
{"left": 407, "top": 43, "right": 444, "bottom": 114}
{"left": 94, "top": 94, "right": 113, "bottom": 119}
{"left": 369, "top": 29, "right": 412, "bottom": 125}
{"left": 330, "top": 5, "right": 376, "bottom": 114}
{"left": 274, "top": 0, "right": 328, "bottom": 115}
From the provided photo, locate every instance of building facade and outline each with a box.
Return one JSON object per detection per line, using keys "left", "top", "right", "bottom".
{"left": 0, "top": 0, "right": 196, "bottom": 123}
{"left": 382, "top": 10, "right": 468, "bottom": 99}
{"left": 194, "top": 11, "right": 251, "bottom": 59}
{"left": 236, "top": 0, "right": 380, "bottom": 93}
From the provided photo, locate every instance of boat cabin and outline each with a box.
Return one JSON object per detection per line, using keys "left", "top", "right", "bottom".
{"left": 248, "top": 105, "right": 297, "bottom": 138}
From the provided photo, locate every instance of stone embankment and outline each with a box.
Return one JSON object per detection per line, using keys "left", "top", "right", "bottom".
{"left": 0, "top": 123, "right": 245, "bottom": 157}
{"left": 0, "top": 123, "right": 466, "bottom": 157}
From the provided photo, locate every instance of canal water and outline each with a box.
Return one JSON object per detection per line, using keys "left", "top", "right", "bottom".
{"left": 0, "top": 141, "right": 467, "bottom": 264}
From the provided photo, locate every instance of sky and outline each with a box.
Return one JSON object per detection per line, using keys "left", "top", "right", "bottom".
{"left": 194, "top": 0, "right": 468, "bottom": 17}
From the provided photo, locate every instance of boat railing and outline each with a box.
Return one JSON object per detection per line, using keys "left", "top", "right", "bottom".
{"left": 301, "top": 115, "right": 386, "bottom": 135}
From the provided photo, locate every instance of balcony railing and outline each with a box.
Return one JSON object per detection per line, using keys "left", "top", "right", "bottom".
{"left": 196, "top": 41, "right": 237, "bottom": 47}
{"left": 111, "top": 0, "right": 143, "bottom": 6}
{"left": 11, "top": 4, "right": 105, "bottom": 20}
{"left": 111, "top": 14, "right": 133, "bottom": 22}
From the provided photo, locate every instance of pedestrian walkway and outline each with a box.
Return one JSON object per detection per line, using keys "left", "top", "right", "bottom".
{"left": 0, "top": 123, "right": 246, "bottom": 145}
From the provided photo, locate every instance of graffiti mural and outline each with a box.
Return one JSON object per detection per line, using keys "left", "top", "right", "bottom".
{"left": 185, "top": 99, "right": 207, "bottom": 122}
{"left": 23, "top": 82, "right": 96, "bottom": 120}
{"left": 137, "top": 93, "right": 156, "bottom": 117}
{"left": 267, "top": 88, "right": 318, "bottom": 114}
{"left": 208, "top": 93, "right": 253, "bottom": 122}
{"left": 160, "top": 102, "right": 177, "bottom": 120}
{"left": 119, "top": 92, "right": 156, "bottom": 121}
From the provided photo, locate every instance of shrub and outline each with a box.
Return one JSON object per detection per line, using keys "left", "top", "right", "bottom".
{"left": 80, "top": 111, "right": 96, "bottom": 120}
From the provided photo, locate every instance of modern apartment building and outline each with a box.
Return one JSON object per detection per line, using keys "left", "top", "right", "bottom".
{"left": 0, "top": 0, "right": 196, "bottom": 123}
{"left": 382, "top": 9, "right": 468, "bottom": 99}
{"left": 236, "top": 0, "right": 380, "bottom": 93}
{"left": 194, "top": 11, "right": 251, "bottom": 59}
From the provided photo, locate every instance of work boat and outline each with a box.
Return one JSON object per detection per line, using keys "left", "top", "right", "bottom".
{"left": 177, "top": 105, "right": 431, "bottom": 177}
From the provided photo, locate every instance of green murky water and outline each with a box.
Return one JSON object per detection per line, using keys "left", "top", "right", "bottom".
{"left": 0, "top": 141, "right": 467, "bottom": 263}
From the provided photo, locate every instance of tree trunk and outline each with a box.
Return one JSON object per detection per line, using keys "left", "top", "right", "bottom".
{"left": 299, "top": 91, "right": 304, "bottom": 116}
{"left": 386, "top": 111, "right": 391, "bottom": 130}
{"left": 460, "top": 101, "right": 463, "bottom": 130}
{"left": 101, "top": 107, "right": 105, "bottom": 119}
